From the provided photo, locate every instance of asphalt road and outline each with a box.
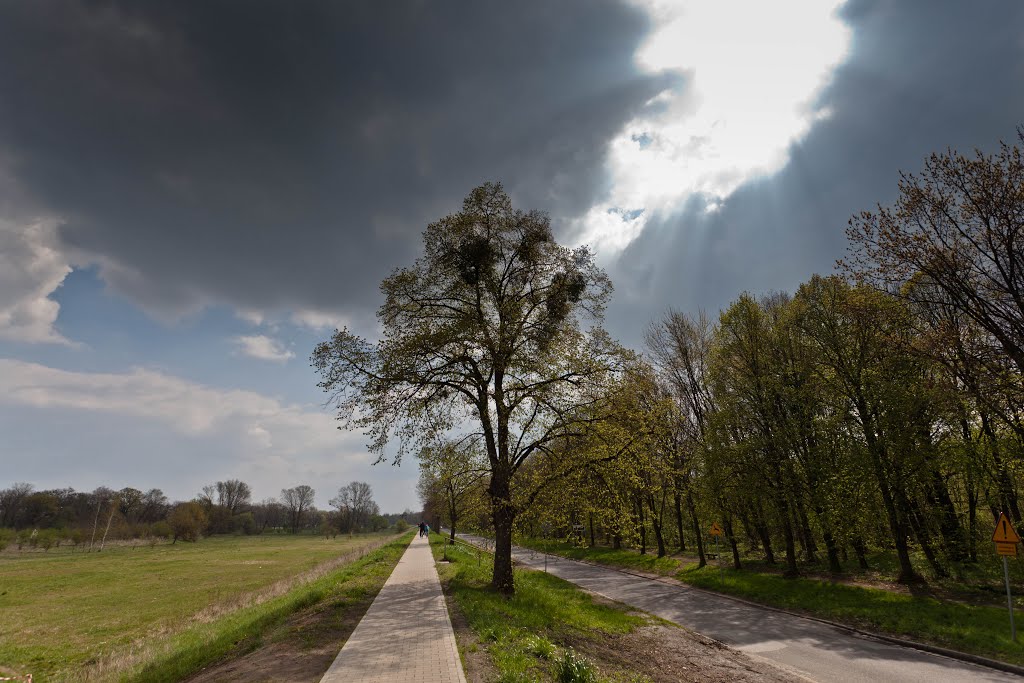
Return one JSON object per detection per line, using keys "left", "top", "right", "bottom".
{"left": 456, "top": 533, "right": 1019, "bottom": 683}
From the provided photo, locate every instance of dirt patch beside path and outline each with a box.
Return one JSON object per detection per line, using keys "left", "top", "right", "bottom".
{"left": 569, "top": 619, "right": 799, "bottom": 683}
{"left": 442, "top": 576, "right": 797, "bottom": 683}
{"left": 184, "top": 589, "right": 376, "bottom": 683}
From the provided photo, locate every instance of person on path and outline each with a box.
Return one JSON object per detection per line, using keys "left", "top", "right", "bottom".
{"left": 418, "top": 521, "right": 426, "bottom": 537}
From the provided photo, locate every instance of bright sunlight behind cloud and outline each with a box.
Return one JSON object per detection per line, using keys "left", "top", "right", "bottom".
{"left": 575, "top": 0, "right": 850, "bottom": 253}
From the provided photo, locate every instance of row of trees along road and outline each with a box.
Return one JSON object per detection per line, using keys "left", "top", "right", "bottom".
{"left": 316, "top": 132, "right": 1024, "bottom": 595}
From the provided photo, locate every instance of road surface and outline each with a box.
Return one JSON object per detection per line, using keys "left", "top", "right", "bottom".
{"left": 456, "top": 533, "right": 1019, "bottom": 683}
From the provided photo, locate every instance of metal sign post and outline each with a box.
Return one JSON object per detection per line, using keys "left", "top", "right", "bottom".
{"left": 992, "top": 512, "right": 1020, "bottom": 642}
{"left": 1003, "top": 556, "right": 1016, "bottom": 643}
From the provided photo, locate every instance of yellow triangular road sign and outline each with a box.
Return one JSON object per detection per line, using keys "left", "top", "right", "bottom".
{"left": 709, "top": 522, "right": 724, "bottom": 537}
{"left": 992, "top": 512, "right": 1021, "bottom": 543}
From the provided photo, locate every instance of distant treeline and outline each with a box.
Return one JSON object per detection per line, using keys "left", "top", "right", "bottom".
{"left": 0, "top": 479, "right": 419, "bottom": 550}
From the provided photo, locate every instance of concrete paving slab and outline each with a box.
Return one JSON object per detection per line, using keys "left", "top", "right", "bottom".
{"left": 320, "top": 534, "right": 466, "bottom": 683}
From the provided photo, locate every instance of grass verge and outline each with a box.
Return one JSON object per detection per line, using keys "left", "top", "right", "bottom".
{"left": 428, "top": 534, "right": 650, "bottom": 683}
{"left": 519, "top": 538, "right": 1024, "bottom": 668}
{"left": 679, "top": 565, "right": 1024, "bottom": 667}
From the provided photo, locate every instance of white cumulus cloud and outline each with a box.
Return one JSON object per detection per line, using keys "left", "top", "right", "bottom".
{"left": 0, "top": 218, "right": 74, "bottom": 344}
{"left": 232, "top": 334, "right": 295, "bottom": 362}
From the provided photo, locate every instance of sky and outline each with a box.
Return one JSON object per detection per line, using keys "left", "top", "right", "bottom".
{"left": 1, "top": 0, "right": 1023, "bottom": 513}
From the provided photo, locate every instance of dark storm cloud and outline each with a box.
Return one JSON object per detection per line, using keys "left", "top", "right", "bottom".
{"left": 0, "top": 1, "right": 673, "bottom": 321}
{"left": 605, "top": 0, "right": 1024, "bottom": 346}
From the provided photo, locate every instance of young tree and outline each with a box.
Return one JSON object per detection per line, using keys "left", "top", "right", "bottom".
{"left": 168, "top": 502, "right": 208, "bottom": 543}
{"left": 281, "top": 485, "right": 315, "bottom": 533}
{"left": 844, "top": 133, "right": 1024, "bottom": 431}
{"left": 313, "top": 183, "right": 625, "bottom": 594}
{"left": 417, "top": 438, "right": 487, "bottom": 542}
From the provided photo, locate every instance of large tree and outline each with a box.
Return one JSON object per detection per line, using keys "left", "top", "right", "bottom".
{"left": 313, "top": 183, "right": 625, "bottom": 594}
{"left": 280, "top": 485, "right": 315, "bottom": 534}
{"left": 330, "top": 481, "right": 380, "bottom": 533}
{"left": 844, "top": 134, "right": 1024, "bottom": 420}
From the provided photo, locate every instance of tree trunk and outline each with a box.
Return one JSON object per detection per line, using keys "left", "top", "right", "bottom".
{"left": 928, "top": 468, "right": 968, "bottom": 562}
{"left": 905, "top": 495, "right": 947, "bottom": 578}
{"left": 860, "top": 407, "right": 918, "bottom": 583}
{"left": 724, "top": 514, "right": 741, "bottom": 570}
{"left": 90, "top": 499, "right": 102, "bottom": 551}
{"left": 852, "top": 536, "right": 870, "bottom": 569}
{"left": 636, "top": 498, "right": 647, "bottom": 555}
{"left": 982, "top": 413, "right": 1022, "bottom": 522}
{"left": 779, "top": 501, "right": 799, "bottom": 577}
{"left": 686, "top": 489, "right": 706, "bottom": 568}
{"left": 99, "top": 502, "right": 116, "bottom": 551}
{"left": 589, "top": 513, "right": 596, "bottom": 548}
{"left": 673, "top": 490, "right": 686, "bottom": 552}
{"left": 653, "top": 516, "right": 666, "bottom": 558}
{"left": 489, "top": 468, "right": 516, "bottom": 595}
{"left": 797, "top": 501, "right": 817, "bottom": 563}
{"left": 752, "top": 501, "right": 776, "bottom": 564}
{"left": 822, "top": 528, "right": 842, "bottom": 574}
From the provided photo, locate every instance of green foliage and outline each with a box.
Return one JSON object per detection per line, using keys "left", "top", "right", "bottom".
{"left": 395, "top": 518, "right": 410, "bottom": 533}
{"left": 169, "top": 501, "right": 208, "bottom": 543}
{"left": 556, "top": 648, "right": 598, "bottom": 683}
{"left": 0, "top": 527, "right": 13, "bottom": 550}
{"left": 524, "top": 634, "right": 556, "bottom": 660}
{"left": 150, "top": 521, "right": 172, "bottom": 539}
{"left": 314, "top": 182, "right": 625, "bottom": 594}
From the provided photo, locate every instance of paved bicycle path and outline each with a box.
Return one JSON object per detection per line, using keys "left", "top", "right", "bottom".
{"left": 459, "top": 533, "right": 1018, "bottom": 683}
{"left": 320, "top": 533, "right": 466, "bottom": 683}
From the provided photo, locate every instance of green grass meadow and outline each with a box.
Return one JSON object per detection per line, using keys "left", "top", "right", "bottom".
{"left": 0, "top": 532, "right": 407, "bottom": 681}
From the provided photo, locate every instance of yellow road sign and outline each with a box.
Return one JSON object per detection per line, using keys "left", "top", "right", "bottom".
{"left": 709, "top": 522, "right": 724, "bottom": 537}
{"left": 997, "top": 542, "right": 1018, "bottom": 557}
{"left": 993, "top": 513, "right": 1021, "bottom": 544}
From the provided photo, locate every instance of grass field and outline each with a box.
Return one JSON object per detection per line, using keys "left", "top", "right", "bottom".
{"left": 0, "top": 532, "right": 401, "bottom": 681}
{"left": 521, "top": 538, "right": 1024, "bottom": 667}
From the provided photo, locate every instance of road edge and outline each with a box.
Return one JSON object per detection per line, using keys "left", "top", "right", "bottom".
{"left": 452, "top": 533, "right": 1024, "bottom": 679}
{"left": 503, "top": 541, "right": 1024, "bottom": 679}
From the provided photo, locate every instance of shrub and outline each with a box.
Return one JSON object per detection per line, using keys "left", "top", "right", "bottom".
{"left": 17, "top": 529, "right": 35, "bottom": 549}
{"left": 37, "top": 529, "right": 59, "bottom": 551}
{"left": 555, "top": 648, "right": 598, "bottom": 683}
{"left": 395, "top": 519, "right": 410, "bottom": 533}
{"left": 0, "top": 528, "right": 14, "bottom": 551}
{"left": 67, "top": 528, "right": 84, "bottom": 548}
{"left": 168, "top": 502, "right": 208, "bottom": 543}
{"left": 151, "top": 521, "right": 172, "bottom": 539}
